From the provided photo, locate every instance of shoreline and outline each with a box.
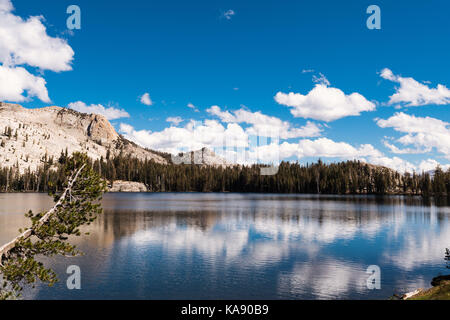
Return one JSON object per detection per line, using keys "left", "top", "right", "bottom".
{"left": 403, "top": 275, "right": 450, "bottom": 300}
{"left": 0, "top": 190, "right": 441, "bottom": 197}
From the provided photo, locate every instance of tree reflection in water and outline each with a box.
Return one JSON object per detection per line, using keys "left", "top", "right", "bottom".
{"left": 446, "top": 248, "right": 450, "bottom": 269}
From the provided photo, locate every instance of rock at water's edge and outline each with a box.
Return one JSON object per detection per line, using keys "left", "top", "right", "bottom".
{"left": 109, "top": 180, "right": 147, "bottom": 192}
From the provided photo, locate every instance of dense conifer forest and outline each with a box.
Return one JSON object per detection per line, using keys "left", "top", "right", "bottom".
{"left": 0, "top": 150, "right": 449, "bottom": 196}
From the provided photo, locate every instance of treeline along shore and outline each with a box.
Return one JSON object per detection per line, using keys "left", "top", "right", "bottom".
{"left": 0, "top": 150, "right": 450, "bottom": 196}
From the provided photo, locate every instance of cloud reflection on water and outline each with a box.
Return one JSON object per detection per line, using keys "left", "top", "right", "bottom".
{"left": 1, "top": 193, "right": 448, "bottom": 299}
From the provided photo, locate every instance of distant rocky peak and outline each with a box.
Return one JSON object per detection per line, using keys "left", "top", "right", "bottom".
{"left": 172, "top": 147, "right": 230, "bottom": 166}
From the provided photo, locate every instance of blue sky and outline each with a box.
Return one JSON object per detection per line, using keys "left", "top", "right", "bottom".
{"left": 1, "top": 0, "right": 449, "bottom": 172}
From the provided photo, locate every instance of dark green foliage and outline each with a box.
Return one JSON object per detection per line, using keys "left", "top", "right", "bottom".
{"left": 0, "top": 152, "right": 449, "bottom": 196}
{"left": 0, "top": 153, "right": 107, "bottom": 300}
{"left": 88, "top": 155, "right": 448, "bottom": 196}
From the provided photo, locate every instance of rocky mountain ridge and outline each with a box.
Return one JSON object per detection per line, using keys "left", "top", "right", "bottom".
{"left": 0, "top": 102, "right": 167, "bottom": 173}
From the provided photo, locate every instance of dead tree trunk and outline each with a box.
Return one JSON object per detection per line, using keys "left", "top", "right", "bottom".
{"left": 0, "top": 164, "right": 85, "bottom": 264}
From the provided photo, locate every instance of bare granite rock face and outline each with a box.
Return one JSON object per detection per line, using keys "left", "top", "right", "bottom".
{"left": 109, "top": 180, "right": 148, "bottom": 192}
{"left": 0, "top": 102, "right": 167, "bottom": 173}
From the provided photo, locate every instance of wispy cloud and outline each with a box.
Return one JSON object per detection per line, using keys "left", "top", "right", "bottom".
{"left": 187, "top": 102, "right": 199, "bottom": 112}
{"left": 312, "top": 72, "right": 330, "bottom": 86}
{"left": 223, "top": 9, "right": 235, "bottom": 20}
{"left": 166, "top": 116, "right": 184, "bottom": 125}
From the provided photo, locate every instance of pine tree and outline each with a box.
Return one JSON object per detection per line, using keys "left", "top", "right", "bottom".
{"left": 0, "top": 153, "right": 107, "bottom": 299}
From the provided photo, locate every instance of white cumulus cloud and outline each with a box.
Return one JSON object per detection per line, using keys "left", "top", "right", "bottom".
{"left": 0, "top": 0, "right": 74, "bottom": 72}
{"left": 0, "top": 0, "right": 74, "bottom": 102}
{"left": 140, "top": 92, "right": 153, "bottom": 106}
{"left": 0, "top": 0, "right": 13, "bottom": 12}
{"left": 383, "top": 141, "right": 426, "bottom": 155}
{"left": 0, "top": 65, "right": 49, "bottom": 102}
{"left": 418, "top": 159, "right": 450, "bottom": 173}
{"left": 248, "top": 138, "right": 420, "bottom": 173}
{"left": 249, "top": 138, "right": 382, "bottom": 163}
{"left": 207, "top": 105, "right": 323, "bottom": 139}
{"left": 68, "top": 101, "right": 130, "bottom": 120}
{"left": 376, "top": 112, "right": 450, "bottom": 160}
{"left": 380, "top": 68, "right": 450, "bottom": 107}
{"left": 119, "top": 116, "right": 437, "bottom": 173}
{"left": 119, "top": 120, "right": 249, "bottom": 156}
{"left": 275, "top": 84, "right": 376, "bottom": 122}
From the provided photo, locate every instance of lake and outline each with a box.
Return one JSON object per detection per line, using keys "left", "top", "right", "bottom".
{"left": 0, "top": 193, "right": 449, "bottom": 300}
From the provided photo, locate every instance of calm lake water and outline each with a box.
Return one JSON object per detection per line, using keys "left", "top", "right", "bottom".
{"left": 0, "top": 193, "right": 449, "bottom": 300}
